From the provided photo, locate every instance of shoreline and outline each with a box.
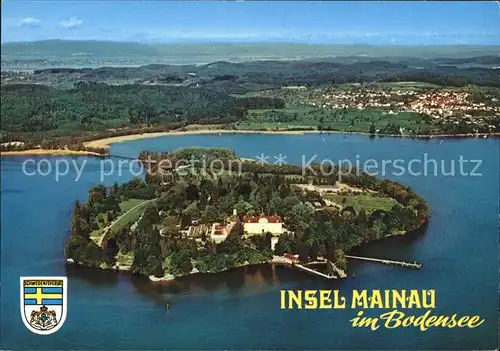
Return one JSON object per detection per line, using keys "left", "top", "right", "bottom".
{"left": 83, "top": 129, "right": 500, "bottom": 149}
{"left": 65, "top": 222, "right": 424, "bottom": 283}
{"left": 1, "top": 149, "right": 106, "bottom": 157}
{"left": 82, "top": 129, "right": 306, "bottom": 149}
{"left": 2, "top": 129, "right": 497, "bottom": 158}
{"left": 144, "top": 226, "right": 423, "bottom": 282}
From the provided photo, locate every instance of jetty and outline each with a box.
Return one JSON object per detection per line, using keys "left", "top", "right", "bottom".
{"left": 272, "top": 256, "right": 345, "bottom": 279}
{"left": 345, "top": 255, "right": 421, "bottom": 269}
{"left": 295, "top": 262, "right": 337, "bottom": 279}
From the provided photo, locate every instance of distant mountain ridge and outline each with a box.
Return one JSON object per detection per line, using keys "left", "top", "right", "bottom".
{"left": 3, "top": 53, "right": 500, "bottom": 90}
{"left": 2, "top": 40, "right": 499, "bottom": 66}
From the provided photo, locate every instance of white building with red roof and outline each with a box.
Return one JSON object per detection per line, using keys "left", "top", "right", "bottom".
{"left": 242, "top": 215, "right": 284, "bottom": 235}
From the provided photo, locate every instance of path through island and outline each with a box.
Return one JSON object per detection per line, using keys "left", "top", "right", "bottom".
{"left": 97, "top": 199, "right": 156, "bottom": 248}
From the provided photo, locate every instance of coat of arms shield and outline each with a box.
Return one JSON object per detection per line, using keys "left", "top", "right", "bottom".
{"left": 20, "top": 276, "right": 67, "bottom": 335}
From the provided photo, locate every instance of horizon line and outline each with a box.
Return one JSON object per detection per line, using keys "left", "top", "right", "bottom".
{"left": 2, "top": 39, "right": 500, "bottom": 47}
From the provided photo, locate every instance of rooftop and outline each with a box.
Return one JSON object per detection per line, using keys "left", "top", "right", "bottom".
{"left": 243, "top": 215, "right": 281, "bottom": 224}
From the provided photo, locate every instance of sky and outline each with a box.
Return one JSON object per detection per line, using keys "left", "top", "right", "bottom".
{"left": 2, "top": 1, "right": 500, "bottom": 45}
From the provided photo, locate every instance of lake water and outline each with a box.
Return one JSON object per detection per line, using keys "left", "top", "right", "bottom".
{"left": 1, "top": 134, "right": 498, "bottom": 350}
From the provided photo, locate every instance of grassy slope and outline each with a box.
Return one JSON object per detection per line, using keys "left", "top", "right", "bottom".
{"left": 109, "top": 199, "right": 151, "bottom": 235}
{"left": 119, "top": 198, "right": 148, "bottom": 212}
{"left": 235, "top": 106, "right": 428, "bottom": 133}
{"left": 89, "top": 198, "right": 150, "bottom": 245}
{"left": 324, "top": 193, "right": 399, "bottom": 214}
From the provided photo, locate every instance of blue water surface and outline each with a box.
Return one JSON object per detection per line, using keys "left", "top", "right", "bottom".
{"left": 1, "top": 134, "right": 498, "bottom": 350}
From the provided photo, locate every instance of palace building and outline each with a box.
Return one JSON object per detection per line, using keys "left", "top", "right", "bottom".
{"left": 242, "top": 215, "right": 284, "bottom": 235}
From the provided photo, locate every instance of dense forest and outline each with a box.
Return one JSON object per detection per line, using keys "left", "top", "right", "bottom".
{"left": 65, "top": 148, "right": 429, "bottom": 278}
{"left": 0, "top": 84, "right": 284, "bottom": 136}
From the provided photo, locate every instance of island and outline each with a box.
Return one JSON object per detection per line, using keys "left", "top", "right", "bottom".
{"left": 64, "top": 147, "right": 429, "bottom": 281}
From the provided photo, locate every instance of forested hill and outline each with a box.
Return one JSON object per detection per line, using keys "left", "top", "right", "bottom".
{"left": 3, "top": 56, "right": 500, "bottom": 90}
{"left": 2, "top": 51, "right": 499, "bottom": 139}
{"left": 0, "top": 84, "right": 284, "bottom": 136}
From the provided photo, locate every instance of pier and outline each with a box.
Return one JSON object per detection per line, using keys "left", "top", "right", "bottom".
{"left": 345, "top": 255, "right": 422, "bottom": 269}
{"left": 272, "top": 254, "right": 420, "bottom": 279}
{"left": 295, "top": 262, "right": 337, "bottom": 279}
{"left": 272, "top": 256, "right": 345, "bottom": 279}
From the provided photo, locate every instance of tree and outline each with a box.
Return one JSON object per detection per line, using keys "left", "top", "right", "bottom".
{"left": 356, "top": 209, "right": 368, "bottom": 225}
{"left": 202, "top": 205, "right": 218, "bottom": 223}
{"left": 237, "top": 182, "right": 253, "bottom": 200}
{"left": 371, "top": 219, "right": 387, "bottom": 240}
{"left": 168, "top": 251, "right": 193, "bottom": 276}
{"left": 143, "top": 204, "right": 160, "bottom": 224}
{"left": 180, "top": 213, "right": 192, "bottom": 229}
{"left": 297, "top": 243, "right": 309, "bottom": 262}
{"left": 71, "top": 217, "right": 90, "bottom": 239}
{"left": 369, "top": 123, "right": 376, "bottom": 136}
{"left": 274, "top": 233, "right": 295, "bottom": 255}
{"left": 234, "top": 199, "right": 253, "bottom": 215}
{"left": 230, "top": 217, "right": 244, "bottom": 236}
{"left": 88, "top": 185, "right": 107, "bottom": 207}
{"left": 131, "top": 216, "right": 162, "bottom": 276}
{"left": 268, "top": 195, "right": 285, "bottom": 216}
{"left": 217, "top": 232, "right": 243, "bottom": 254}
{"left": 82, "top": 241, "right": 105, "bottom": 268}
{"left": 333, "top": 249, "right": 347, "bottom": 271}
{"left": 183, "top": 201, "right": 200, "bottom": 218}
{"left": 287, "top": 203, "right": 314, "bottom": 234}
{"left": 185, "top": 184, "right": 199, "bottom": 201}
{"left": 103, "top": 238, "right": 119, "bottom": 265}
{"left": 72, "top": 200, "right": 81, "bottom": 217}
{"left": 64, "top": 235, "right": 88, "bottom": 262}
{"left": 64, "top": 235, "right": 104, "bottom": 268}
{"left": 283, "top": 196, "right": 300, "bottom": 212}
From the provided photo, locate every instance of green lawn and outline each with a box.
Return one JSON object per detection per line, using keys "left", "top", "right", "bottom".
{"left": 374, "top": 81, "right": 442, "bottom": 89}
{"left": 333, "top": 82, "right": 442, "bottom": 90}
{"left": 89, "top": 199, "right": 148, "bottom": 244}
{"left": 181, "top": 124, "right": 228, "bottom": 131}
{"left": 236, "top": 106, "right": 432, "bottom": 134}
{"left": 89, "top": 230, "right": 103, "bottom": 245}
{"left": 116, "top": 252, "right": 134, "bottom": 266}
{"left": 109, "top": 199, "right": 152, "bottom": 236}
{"left": 235, "top": 122, "right": 316, "bottom": 131}
{"left": 119, "top": 198, "right": 148, "bottom": 212}
{"left": 248, "top": 106, "right": 321, "bottom": 115}
{"left": 324, "top": 193, "right": 399, "bottom": 214}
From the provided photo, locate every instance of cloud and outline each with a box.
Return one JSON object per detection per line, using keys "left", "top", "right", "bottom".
{"left": 58, "top": 17, "right": 83, "bottom": 29}
{"left": 18, "top": 17, "right": 40, "bottom": 27}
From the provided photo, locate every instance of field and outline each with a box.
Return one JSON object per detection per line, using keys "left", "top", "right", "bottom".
{"left": 324, "top": 193, "right": 399, "bottom": 214}
{"left": 119, "top": 198, "right": 148, "bottom": 212}
{"left": 372, "top": 81, "right": 443, "bottom": 89}
{"left": 235, "top": 106, "right": 431, "bottom": 133}
{"left": 90, "top": 198, "right": 151, "bottom": 245}
{"left": 109, "top": 199, "right": 151, "bottom": 235}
